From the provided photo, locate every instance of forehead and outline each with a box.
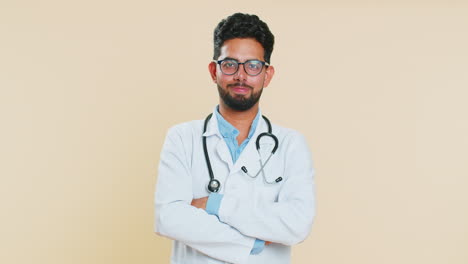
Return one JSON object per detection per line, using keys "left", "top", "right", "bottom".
{"left": 219, "top": 38, "right": 265, "bottom": 61}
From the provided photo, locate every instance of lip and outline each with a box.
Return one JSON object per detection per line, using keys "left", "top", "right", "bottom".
{"left": 230, "top": 85, "right": 251, "bottom": 95}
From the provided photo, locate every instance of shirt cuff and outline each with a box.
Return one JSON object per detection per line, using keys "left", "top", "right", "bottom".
{"left": 250, "top": 239, "right": 265, "bottom": 255}
{"left": 206, "top": 193, "right": 223, "bottom": 216}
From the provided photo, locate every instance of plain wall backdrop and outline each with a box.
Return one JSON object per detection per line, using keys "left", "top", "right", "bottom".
{"left": 1, "top": 1, "right": 467, "bottom": 263}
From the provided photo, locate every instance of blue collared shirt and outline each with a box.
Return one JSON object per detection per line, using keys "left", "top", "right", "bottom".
{"left": 214, "top": 106, "right": 260, "bottom": 163}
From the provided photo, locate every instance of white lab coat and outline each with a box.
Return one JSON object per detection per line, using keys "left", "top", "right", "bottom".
{"left": 154, "top": 108, "right": 316, "bottom": 264}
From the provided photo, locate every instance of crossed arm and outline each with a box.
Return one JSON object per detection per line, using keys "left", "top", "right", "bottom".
{"left": 155, "top": 127, "right": 265, "bottom": 263}
{"left": 155, "top": 126, "right": 315, "bottom": 263}
{"left": 190, "top": 197, "right": 273, "bottom": 246}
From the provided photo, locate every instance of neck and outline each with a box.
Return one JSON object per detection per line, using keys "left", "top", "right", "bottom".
{"left": 218, "top": 102, "right": 259, "bottom": 131}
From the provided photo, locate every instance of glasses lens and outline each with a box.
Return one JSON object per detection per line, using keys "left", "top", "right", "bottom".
{"left": 220, "top": 60, "right": 238, "bottom": 75}
{"left": 245, "top": 60, "right": 263, "bottom": 75}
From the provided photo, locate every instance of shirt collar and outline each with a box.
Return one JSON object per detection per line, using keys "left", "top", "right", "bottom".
{"left": 203, "top": 105, "right": 261, "bottom": 138}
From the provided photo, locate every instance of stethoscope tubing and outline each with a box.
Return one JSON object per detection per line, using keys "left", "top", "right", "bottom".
{"left": 203, "top": 113, "right": 280, "bottom": 193}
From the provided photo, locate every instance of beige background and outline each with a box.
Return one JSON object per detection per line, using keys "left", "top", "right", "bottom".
{"left": 1, "top": 1, "right": 467, "bottom": 263}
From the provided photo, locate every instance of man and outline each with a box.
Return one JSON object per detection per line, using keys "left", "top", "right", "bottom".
{"left": 155, "top": 13, "right": 315, "bottom": 264}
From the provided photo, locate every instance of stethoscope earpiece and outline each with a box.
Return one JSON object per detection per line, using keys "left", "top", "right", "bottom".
{"left": 241, "top": 157, "right": 282, "bottom": 184}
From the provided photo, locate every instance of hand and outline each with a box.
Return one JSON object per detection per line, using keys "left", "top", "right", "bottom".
{"left": 191, "top": 196, "right": 208, "bottom": 210}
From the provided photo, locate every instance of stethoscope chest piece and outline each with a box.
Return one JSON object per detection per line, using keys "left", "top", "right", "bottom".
{"left": 207, "top": 179, "right": 220, "bottom": 193}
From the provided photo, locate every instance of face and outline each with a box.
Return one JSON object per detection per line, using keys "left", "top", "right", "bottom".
{"left": 209, "top": 38, "right": 275, "bottom": 111}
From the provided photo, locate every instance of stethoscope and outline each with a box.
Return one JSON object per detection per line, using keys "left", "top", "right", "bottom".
{"left": 203, "top": 113, "right": 282, "bottom": 193}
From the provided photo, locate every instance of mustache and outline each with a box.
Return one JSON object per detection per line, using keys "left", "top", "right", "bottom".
{"left": 227, "top": 83, "right": 254, "bottom": 89}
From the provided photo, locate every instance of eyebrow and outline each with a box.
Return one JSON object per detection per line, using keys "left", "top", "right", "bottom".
{"left": 222, "top": 57, "right": 260, "bottom": 62}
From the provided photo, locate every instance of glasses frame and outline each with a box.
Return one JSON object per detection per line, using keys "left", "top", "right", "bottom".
{"left": 214, "top": 59, "right": 270, "bottom": 76}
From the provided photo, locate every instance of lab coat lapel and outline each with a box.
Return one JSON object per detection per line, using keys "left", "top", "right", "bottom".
{"left": 216, "top": 139, "right": 233, "bottom": 168}
{"left": 202, "top": 108, "right": 233, "bottom": 169}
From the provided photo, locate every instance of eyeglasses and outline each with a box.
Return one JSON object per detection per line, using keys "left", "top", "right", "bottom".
{"left": 214, "top": 59, "right": 269, "bottom": 76}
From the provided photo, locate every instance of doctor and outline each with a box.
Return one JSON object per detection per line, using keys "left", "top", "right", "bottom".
{"left": 155, "top": 13, "right": 316, "bottom": 264}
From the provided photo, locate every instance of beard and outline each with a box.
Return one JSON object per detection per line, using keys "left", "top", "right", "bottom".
{"left": 217, "top": 83, "right": 263, "bottom": 111}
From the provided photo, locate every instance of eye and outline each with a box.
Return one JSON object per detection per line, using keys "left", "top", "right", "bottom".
{"left": 248, "top": 60, "right": 263, "bottom": 68}
{"left": 248, "top": 62, "right": 261, "bottom": 70}
{"left": 222, "top": 60, "right": 237, "bottom": 68}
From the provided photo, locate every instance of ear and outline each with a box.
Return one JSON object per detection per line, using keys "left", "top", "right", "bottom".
{"left": 208, "top": 61, "right": 217, "bottom": 83}
{"left": 262, "top": 65, "right": 275, "bottom": 88}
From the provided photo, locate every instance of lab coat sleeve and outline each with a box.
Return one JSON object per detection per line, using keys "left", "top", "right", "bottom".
{"left": 217, "top": 131, "right": 316, "bottom": 246}
{"left": 154, "top": 125, "right": 256, "bottom": 264}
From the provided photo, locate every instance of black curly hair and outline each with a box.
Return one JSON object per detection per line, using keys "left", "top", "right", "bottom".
{"left": 213, "top": 13, "right": 275, "bottom": 63}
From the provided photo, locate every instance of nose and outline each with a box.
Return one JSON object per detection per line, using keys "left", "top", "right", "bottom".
{"left": 233, "top": 63, "right": 247, "bottom": 81}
